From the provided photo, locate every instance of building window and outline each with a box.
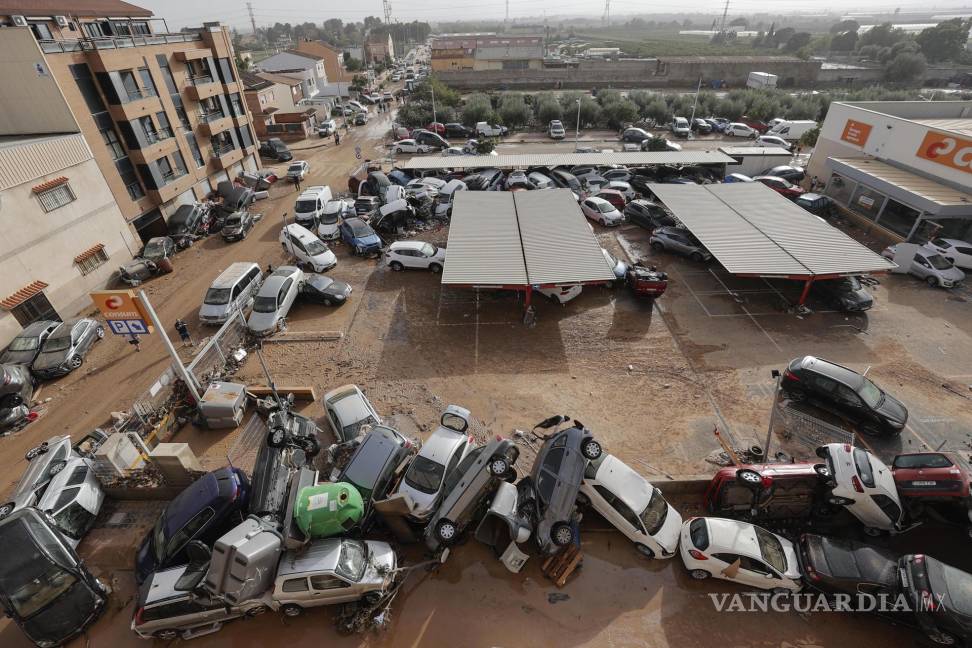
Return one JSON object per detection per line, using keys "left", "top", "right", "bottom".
{"left": 75, "top": 246, "right": 109, "bottom": 275}
{"left": 156, "top": 54, "right": 178, "bottom": 95}
{"left": 120, "top": 70, "right": 141, "bottom": 101}
{"left": 29, "top": 22, "right": 53, "bottom": 41}
{"left": 116, "top": 157, "right": 145, "bottom": 200}
{"left": 157, "top": 157, "right": 175, "bottom": 184}
{"left": 138, "top": 115, "right": 158, "bottom": 143}
{"left": 849, "top": 184, "right": 886, "bottom": 221}
{"left": 826, "top": 173, "right": 856, "bottom": 206}
{"left": 101, "top": 125, "right": 125, "bottom": 159}
{"left": 173, "top": 151, "right": 188, "bottom": 177}
{"left": 11, "top": 293, "right": 59, "bottom": 327}
{"left": 230, "top": 93, "right": 245, "bottom": 117}
{"left": 218, "top": 57, "right": 235, "bottom": 84}
{"left": 70, "top": 64, "right": 107, "bottom": 114}
{"left": 37, "top": 184, "right": 76, "bottom": 212}
{"left": 877, "top": 199, "right": 922, "bottom": 238}
{"left": 156, "top": 112, "right": 173, "bottom": 139}
{"left": 186, "top": 134, "right": 205, "bottom": 168}
{"left": 138, "top": 67, "right": 157, "bottom": 97}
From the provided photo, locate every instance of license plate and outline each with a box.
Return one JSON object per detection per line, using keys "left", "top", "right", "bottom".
{"left": 912, "top": 481, "right": 937, "bottom": 486}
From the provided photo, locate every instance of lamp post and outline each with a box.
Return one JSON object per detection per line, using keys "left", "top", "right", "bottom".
{"left": 574, "top": 98, "right": 581, "bottom": 151}
{"left": 431, "top": 80, "right": 437, "bottom": 126}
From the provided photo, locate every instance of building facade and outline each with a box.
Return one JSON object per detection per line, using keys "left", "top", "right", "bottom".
{"left": 431, "top": 35, "right": 543, "bottom": 72}
{"left": 255, "top": 50, "right": 327, "bottom": 100}
{"left": 0, "top": 133, "right": 138, "bottom": 348}
{"left": 295, "top": 40, "right": 352, "bottom": 82}
{"left": 0, "top": 2, "right": 260, "bottom": 244}
{"left": 365, "top": 32, "right": 394, "bottom": 64}
{"left": 807, "top": 101, "right": 972, "bottom": 242}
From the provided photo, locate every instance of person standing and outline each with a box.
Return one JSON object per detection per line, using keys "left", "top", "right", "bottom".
{"left": 334, "top": 131, "right": 341, "bottom": 145}
{"left": 294, "top": 175, "right": 301, "bottom": 192}
{"left": 174, "top": 319, "right": 193, "bottom": 347}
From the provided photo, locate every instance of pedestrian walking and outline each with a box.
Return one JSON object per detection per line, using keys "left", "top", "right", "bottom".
{"left": 334, "top": 131, "right": 340, "bottom": 145}
{"left": 294, "top": 176, "right": 301, "bottom": 192}
{"left": 810, "top": 175, "right": 820, "bottom": 192}
{"left": 795, "top": 144, "right": 803, "bottom": 157}
{"left": 174, "top": 319, "right": 193, "bottom": 347}
{"left": 128, "top": 335, "right": 141, "bottom": 352}
{"left": 267, "top": 263, "right": 274, "bottom": 274}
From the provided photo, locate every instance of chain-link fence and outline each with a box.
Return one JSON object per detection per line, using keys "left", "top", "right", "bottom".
{"left": 187, "top": 311, "right": 250, "bottom": 386}
{"left": 776, "top": 402, "right": 856, "bottom": 456}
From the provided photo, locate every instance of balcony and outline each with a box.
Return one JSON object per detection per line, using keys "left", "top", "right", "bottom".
{"left": 148, "top": 169, "right": 195, "bottom": 204}
{"left": 197, "top": 110, "right": 232, "bottom": 137}
{"left": 210, "top": 144, "right": 244, "bottom": 170}
{"left": 183, "top": 74, "right": 219, "bottom": 101}
{"left": 107, "top": 92, "right": 162, "bottom": 123}
{"left": 38, "top": 33, "right": 202, "bottom": 55}
{"left": 127, "top": 133, "right": 178, "bottom": 165}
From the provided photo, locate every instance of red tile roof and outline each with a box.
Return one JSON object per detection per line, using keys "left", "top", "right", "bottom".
{"left": 0, "top": 0, "right": 152, "bottom": 17}
{"left": 1, "top": 280, "right": 49, "bottom": 310}
{"left": 31, "top": 176, "right": 68, "bottom": 194}
{"left": 74, "top": 243, "right": 105, "bottom": 264}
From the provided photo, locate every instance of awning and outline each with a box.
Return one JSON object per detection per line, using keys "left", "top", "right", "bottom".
{"left": 399, "top": 150, "right": 735, "bottom": 171}
{"left": 442, "top": 189, "right": 615, "bottom": 286}
{"left": 829, "top": 157, "right": 972, "bottom": 216}
{"left": 649, "top": 182, "right": 897, "bottom": 278}
{"left": 2, "top": 280, "right": 49, "bottom": 310}
{"left": 31, "top": 176, "right": 68, "bottom": 194}
{"left": 74, "top": 243, "right": 105, "bottom": 264}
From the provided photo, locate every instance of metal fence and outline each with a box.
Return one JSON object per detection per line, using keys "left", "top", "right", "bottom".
{"left": 187, "top": 311, "right": 250, "bottom": 387}
{"left": 776, "top": 402, "right": 855, "bottom": 456}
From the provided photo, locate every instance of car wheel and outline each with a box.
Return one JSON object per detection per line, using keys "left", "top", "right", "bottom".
{"left": 390, "top": 261, "right": 404, "bottom": 271}
{"left": 429, "top": 263, "right": 442, "bottom": 274}
{"left": 244, "top": 605, "right": 268, "bottom": 618}
{"left": 581, "top": 439, "right": 602, "bottom": 460}
{"left": 690, "top": 252, "right": 704, "bottom": 262}
{"left": 736, "top": 468, "right": 762, "bottom": 486}
{"left": 771, "top": 587, "right": 792, "bottom": 597}
{"left": 487, "top": 457, "right": 509, "bottom": 476}
{"left": 436, "top": 518, "right": 459, "bottom": 545}
{"left": 863, "top": 527, "right": 884, "bottom": 537}
{"left": 931, "top": 631, "right": 959, "bottom": 646}
{"left": 281, "top": 604, "right": 303, "bottom": 618}
{"left": 396, "top": 148, "right": 403, "bottom": 153}
{"left": 154, "top": 630, "right": 180, "bottom": 641}
{"left": 503, "top": 468, "right": 517, "bottom": 483}
{"left": 267, "top": 428, "right": 287, "bottom": 448}
{"left": 69, "top": 355, "right": 83, "bottom": 369}
{"left": 650, "top": 241, "right": 664, "bottom": 251}
{"left": 927, "top": 276, "right": 939, "bottom": 287}
{"left": 361, "top": 592, "right": 382, "bottom": 607}
{"left": 576, "top": 493, "right": 590, "bottom": 507}
{"left": 323, "top": 298, "right": 333, "bottom": 307}
{"left": 49, "top": 460, "right": 67, "bottom": 475}
{"left": 551, "top": 521, "right": 574, "bottom": 547}
{"left": 690, "top": 569, "right": 711, "bottom": 580}
{"left": 25, "top": 443, "right": 48, "bottom": 461}
{"left": 300, "top": 436, "right": 321, "bottom": 458}
{"left": 860, "top": 422, "right": 885, "bottom": 436}
{"left": 812, "top": 463, "right": 832, "bottom": 479}
{"left": 96, "top": 327, "right": 105, "bottom": 339}
{"left": 635, "top": 543, "right": 655, "bottom": 559}
{"left": 827, "top": 495, "right": 854, "bottom": 506}
{"left": 0, "top": 503, "right": 14, "bottom": 519}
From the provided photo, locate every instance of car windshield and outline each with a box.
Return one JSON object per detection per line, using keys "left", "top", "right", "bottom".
{"left": 640, "top": 489, "right": 669, "bottom": 535}
{"left": 295, "top": 199, "right": 317, "bottom": 213}
{"left": 7, "top": 335, "right": 40, "bottom": 351}
{"left": 932, "top": 238, "right": 951, "bottom": 249}
{"left": 853, "top": 447, "right": 877, "bottom": 487}
{"left": 52, "top": 502, "right": 95, "bottom": 541}
{"left": 151, "top": 515, "right": 166, "bottom": 562}
{"left": 41, "top": 333, "right": 71, "bottom": 353}
{"left": 420, "top": 243, "right": 436, "bottom": 256}
{"left": 143, "top": 240, "right": 166, "bottom": 259}
{"left": 845, "top": 276, "right": 862, "bottom": 290}
{"left": 305, "top": 239, "right": 329, "bottom": 256}
{"left": 351, "top": 223, "right": 371, "bottom": 237}
{"left": 335, "top": 539, "right": 368, "bottom": 582}
{"left": 204, "top": 288, "right": 231, "bottom": 305}
{"left": 754, "top": 526, "right": 786, "bottom": 573}
{"left": 926, "top": 254, "right": 953, "bottom": 270}
{"left": 4, "top": 560, "right": 77, "bottom": 619}
{"left": 404, "top": 455, "right": 445, "bottom": 494}
{"left": 597, "top": 202, "right": 615, "bottom": 213}
{"left": 225, "top": 216, "right": 242, "bottom": 227}
{"left": 857, "top": 377, "right": 884, "bottom": 409}
{"left": 287, "top": 164, "right": 303, "bottom": 173}
{"left": 894, "top": 453, "right": 953, "bottom": 469}
{"left": 253, "top": 295, "right": 278, "bottom": 313}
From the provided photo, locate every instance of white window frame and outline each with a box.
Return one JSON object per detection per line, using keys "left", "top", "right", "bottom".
{"left": 76, "top": 246, "right": 109, "bottom": 275}
{"left": 38, "top": 184, "right": 76, "bottom": 212}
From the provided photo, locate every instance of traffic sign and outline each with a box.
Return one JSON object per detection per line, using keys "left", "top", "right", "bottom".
{"left": 89, "top": 290, "right": 153, "bottom": 335}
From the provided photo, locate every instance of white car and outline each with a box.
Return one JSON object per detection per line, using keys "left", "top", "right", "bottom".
{"left": 578, "top": 454, "right": 682, "bottom": 558}
{"left": 280, "top": 223, "right": 337, "bottom": 273}
{"left": 398, "top": 405, "right": 475, "bottom": 521}
{"left": 581, "top": 197, "right": 623, "bottom": 226}
{"left": 318, "top": 199, "right": 353, "bottom": 240}
{"left": 393, "top": 139, "right": 431, "bottom": 154}
{"left": 549, "top": 120, "right": 566, "bottom": 139}
{"left": 287, "top": 160, "right": 309, "bottom": 181}
{"left": 926, "top": 238, "right": 972, "bottom": 270}
{"left": 881, "top": 244, "right": 966, "bottom": 288}
{"left": 384, "top": 241, "right": 446, "bottom": 273}
{"left": 679, "top": 517, "right": 803, "bottom": 592}
{"left": 536, "top": 284, "right": 582, "bottom": 304}
{"left": 815, "top": 443, "right": 905, "bottom": 534}
{"left": 755, "top": 135, "right": 792, "bottom": 150}
{"left": 443, "top": 146, "right": 466, "bottom": 156}
{"left": 726, "top": 123, "right": 758, "bottom": 138}
{"left": 321, "top": 384, "right": 381, "bottom": 443}
{"left": 247, "top": 266, "right": 304, "bottom": 336}
{"left": 347, "top": 100, "right": 367, "bottom": 113}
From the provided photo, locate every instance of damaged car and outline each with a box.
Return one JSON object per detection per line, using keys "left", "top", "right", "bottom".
{"left": 118, "top": 236, "right": 175, "bottom": 286}
{"left": 0, "top": 363, "right": 34, "bottom": 431}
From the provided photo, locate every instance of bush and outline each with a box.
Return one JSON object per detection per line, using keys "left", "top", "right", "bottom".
{"left": 462, "top": 94, "right": 494, "bottom": 126}
{"left": 498, "top": 94, "right": 532, "bottom": 130}
{"left": 799, "top": 126, "right": 820, "bottom": 147}
{"left": 601, "top": 99, "right": 639, "bottom": 129}
{"left": 535, "top": 98, "right": 563, "bottom": 125}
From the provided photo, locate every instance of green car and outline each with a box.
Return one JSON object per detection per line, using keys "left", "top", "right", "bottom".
{"left": 293, "top": 482, "right": 364, "bottom": 538}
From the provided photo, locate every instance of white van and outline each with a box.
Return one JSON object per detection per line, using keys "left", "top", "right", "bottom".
{"left": 199, "top": 262, "right": 264, "bottom": 325}
{"left": 767, "top": 120, "right": 817, "bottom": 141}
{"left": 279, "top": 223, "right": 337, "bottom": 272}
{"left": 293, "top": 186, "right": 333, "bottom": 230}
{"left": 318, "top": 199, "right": 353, "bottom": 240}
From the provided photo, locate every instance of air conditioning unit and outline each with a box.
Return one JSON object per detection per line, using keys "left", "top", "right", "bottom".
{"left": 54, "top": 15, "right": 69, "bottom": 27}
{"left": 11, "top": 15, "right": 27, "bottom": 27}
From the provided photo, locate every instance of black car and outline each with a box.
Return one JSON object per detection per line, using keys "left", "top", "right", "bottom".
{"left": 465, "top": 168, "right": 504, "bottom": 191}
{"left": 795, "top": 193, "right": 837, "bottom": 218}
{"left": 549, "top": 169, "right": 582, "bottom": 193}
{"left": 220, "top": 210, "right": 254, "bottom": 242}
{"left": 692, "top": 118, "right": 713, "bottom": 134}
{"left": 900, "top": 554, "right": 972, "bottom": 646}
{"left": 135, "top": 467, "right": 250, "bottom": 583}
{"left": 812, "top": 277, "right": 873, "bottom": 312}
{"left": 624, "top": 200, "right": 675, "bottom": 231}
{"left": 0, "top": 320, "right": 60, "bottom": 365}
{"left": 798, "top": 533, "right": 898, "bottom": 597}
{"left": 258, "top": 137, "right": 292, "bottom": 162}
{"left": 299, "top": 274, "right": 352, "bottom": 306}
{"left": 628, "top": 175, "right": 658, "bottom": 200}
{"left": 620, "top": 127, "right": 652, "bottom": 143}
{"left": 335, "top": 425, "right": 415, "bottom": 527}
{"left": 444, "top": 123, "right": 471, "bottom": 138}
{"left": 518, "top": 415, "right": 602, "bottom": 555}
{"left": 780, "top": 355, "right": 908, "bottom": 435}
{"left": 413, "top": 130, "right": 449, "bottom": 150}
{"left": 761, "top": 165, "right": 806, "bottom": 183}
{"left": 360, "top": 171, "right": 391, "bottom": 198}
{"left": 167, "top": 203, "right": 207, "bottom": 248}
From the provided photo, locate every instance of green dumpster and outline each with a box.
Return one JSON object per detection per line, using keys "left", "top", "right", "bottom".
{"left": 293, "top": 482, "right": 364, "bottom": 538}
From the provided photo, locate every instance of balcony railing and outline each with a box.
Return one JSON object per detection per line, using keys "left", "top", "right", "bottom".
{"left": 210, "top": 143, "right": 235, "bottom": 159}
{"left": 142, "top": 130, "right": 171, "bottom": 145}
{"left": 124, "top": 87, "right": 157, "bottom": 102}
{"left": 197, "top": 109, "right": 226, "bottom": 123}
{"left": 185, "top": 74, "right": 215, "bottom": 88}
{"left": 38, "top": 33, "right": 202, "bottom": 54}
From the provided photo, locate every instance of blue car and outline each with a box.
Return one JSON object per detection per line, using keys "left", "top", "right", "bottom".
{"left": 135, "top": 467, "right": 249, "bottom": 583}
{"left": 340, "top": 217, "right": 383, "bottom": 256}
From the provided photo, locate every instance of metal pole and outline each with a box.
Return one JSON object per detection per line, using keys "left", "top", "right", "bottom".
{"left": 574, "top": 98, "right": 580, "bottom": 151}
{"left": 689, "top": 75, "right": 702, "bottom": 129}
{"left": 431, "top": 80, "right": 437, "bottom": 125}
{"left": 137, "top": 290, "right": 202, "bottom": 403}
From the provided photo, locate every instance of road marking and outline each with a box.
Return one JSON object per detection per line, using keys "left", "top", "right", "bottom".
{"left": 670, "top": 267, "right": 714, "bottom": 317}
{"left": 742, "top": 305, "right": 783, "bottom": 353}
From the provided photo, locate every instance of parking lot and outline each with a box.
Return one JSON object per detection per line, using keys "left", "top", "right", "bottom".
{"left": 2, "top": 110, "right": 972, "bottom": 648}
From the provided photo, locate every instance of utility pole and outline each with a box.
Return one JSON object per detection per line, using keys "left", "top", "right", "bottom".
{"left": 246, "top": 1, "right": 257, "bottom": 36}
{"left": 719, "top": 0, "right": 730, "bottom": 34}
{"left": 505, "top": 0, "right": 510, "bottom": 27}
{"left": 383, "top": 0, "right": 393, "bottom": 25}
{"left": 602, "top": 0, "right": 610, "bottom": 24}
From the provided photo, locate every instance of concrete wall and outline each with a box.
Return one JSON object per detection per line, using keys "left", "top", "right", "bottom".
{"left": 657, "top": 57, "right": 820, "bottom": 87}
{"left": 0, "top": 135, "right": 137, "bottom": 347}
{"left": 0, "top": 28, "right": 78, "bottom": 135}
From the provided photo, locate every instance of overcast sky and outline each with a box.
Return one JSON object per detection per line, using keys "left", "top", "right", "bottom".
{"left": 136, "top": 0, "right": 969, "bottom": 32}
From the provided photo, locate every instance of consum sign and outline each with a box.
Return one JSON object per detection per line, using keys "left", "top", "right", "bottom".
{"left": 916, "top": 131, "right": 972, "bottom": 175}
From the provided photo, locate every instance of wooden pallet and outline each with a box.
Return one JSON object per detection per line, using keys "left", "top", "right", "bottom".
{"left": 541, "top": 544, "right": 582, "bottom": 588}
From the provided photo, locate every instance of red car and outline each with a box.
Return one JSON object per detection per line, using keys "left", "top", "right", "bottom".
{"left": 426, "top": 122, "right": 446, "bottom": 136}
{"left": 592, "top": 189, "right": 626, "bottom": 212}
{"left": 703, "top": 462, "right": 830, "bottom": 521}
{"left": 738, "top": 115, "right": 769, "bottom": 134}
{"left": 892, "top": 452, "right": 971, "bottom": 501}
{"left": 754, "top": 175, "right": 806, "bottom": 199}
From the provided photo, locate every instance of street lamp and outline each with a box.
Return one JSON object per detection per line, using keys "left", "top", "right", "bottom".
{"left": 574, "top": 98, "right": 581, "bottom": 151}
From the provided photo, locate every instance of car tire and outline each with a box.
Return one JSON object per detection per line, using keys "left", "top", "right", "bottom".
{"left": 812, "top": 463, "right": 832, "bottom": 480}
{"left": 927, "top": 276, "right": 939, "bottom": 287}
{"left": 930, "top": 631, "right": 959, "bottom": 646}
{"left": 0, "top": 503, "right": 14, "bottom": 519}
{"left": 581, "top": 439, "right": 602, "bottom": 460}
{"left": 2, "top": 394, "right": 23, "bottom": 408}
{"left": 690, "top": 569, "right": 710, "bottom": 580}
{"left": 300, "top": 435, "right": 321, "bottom": 458}
{"left": 827, "top": 495, "right": 854, "bottom": 506}
{"left": 651, "top": 241, "right": 664, "bottom": 251}
{"left": 690, "top": 252, "right": 704, "bottom": 262}
{"left": 503, "top": 468, "right": 517, "bottom": 483}
{"left": 863, "top": 527, "right": 884, "bottom": 537}
{"left": 281, "top": 604, "right": 303, "bottom": 618}
{"left": 771, "top": 587, "right": 792, "bottom": 597}
{"left": 435, "top": 518, "right": 459, "bottom": 545}
{"left": 635, "top": 543, "right": 655, "bottom": 559}
{"left": 96, "top": 327, "right": 105, "bottom": 339}
{"left": 267, "top": 428, "right": 287, "bottom": 448}
{"left": 551, "top": 521, "right": 574, "bottom": 547}
{"left": 390, "top": 261, "right": 404, "bottom": 272}
{"left": 487, "top": 457, "right": 509, "bottom": 476}
{"left": 154, "top": 630, "right": 180, "bottom": 641}
{"left": 396, "top": 148, "right": 403, "bottom": 153}
{"left": 245, "top": 605, "right": 268, "bottom": 618}
{"left": 69, "top": 354, "right": 83, "bottom": 369}
{"left": 736, "top": 468, "right": 762, "bottom": 487}
{"left": 49, "top": 460, "right": 67, "bottom": 475}
{"left": 25, "top": 443, "right": 48, "bottom": 461}
{"left": 323, "top": 298, "right": 333, "bottom": 307}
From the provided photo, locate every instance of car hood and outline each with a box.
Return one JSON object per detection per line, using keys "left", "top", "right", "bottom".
{"left": 875, "top": 392, "right": 909, "bottom": 426}
{"left": 354, "top": 233, "right": 382, "bottom": 247}
{"left": 399, "top": 483, "right": 438, "bottom": 519}
{"left": 940, "top": 266, "right": 967, "bottom": 281}
{"left": 21, "top": 579, "right": 102, "bottom": 645}
{"left": 318, "top": 223, "right": 340, "bottom": 237}
{"left": 0, "top": 349, "right": 38, "bottom": 365}
{"left": 248, "top": 311, "right": 282, "bottom": 335}
{"left": 31, "top": 350, "right": 69, "bottom": 371}
{"left": 653, "top": 502, "right": 683, "bottom": 554}
{"left": 841, "top": 289, "right": 873, "bottom": 308}
{"left": 198, "top": 303, "right": 230, "bottom": 320}
{"left": 310, "top": 249, "right": 338, "bottom": 268}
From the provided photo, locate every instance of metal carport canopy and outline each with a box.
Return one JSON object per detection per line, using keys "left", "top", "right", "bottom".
{"left": 398, "top": 150, "right": 735, "bottom": 171}
{"left": 441, "top": 191, "right": 527, "bottom": 286}
{"left": 648, "top": 182, "right": 897, "bottom": 278}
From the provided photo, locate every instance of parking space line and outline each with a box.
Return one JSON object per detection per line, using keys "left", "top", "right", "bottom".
{"left": 474, "top": 290, "right": 480, "bottom": 371}
{"left": 742, "top": 305, "right": 783, "bottom": 353}
{"left": 670, "top": 267, "right": 715, "bottom": 317}
{"left": 760, "top": 277, "right": 790, "bottom": 303}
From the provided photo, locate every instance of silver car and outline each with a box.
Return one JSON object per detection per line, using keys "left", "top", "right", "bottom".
{"left": 271, "top": 538, "right": 396, "bottom": 617}
{"left": 881, "top": 244, "right": 966, "bottom": 288}
{"left": 246, "top": 266, "right": 303, "bottom": 336}
{"left": 0, "top": 320, "right": 60, "bottom": 365}
{"left": 31, "top": 318, "right": 104, "bottom": 379}
{"left": 649, "top": 226, "right": 713, "bottom": 262}
{"left": 321, "top": 384, "right": 381, "bottom": 443}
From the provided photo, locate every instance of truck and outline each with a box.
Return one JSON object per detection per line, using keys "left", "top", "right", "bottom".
{"left": 719, "top": 145, "right": 793, "bottom": 178}
{"left": 746, "top": 71, "right": 778, "bottom": 89}
{"left": 766, "top": 119, "right": 818, "bottom": 141}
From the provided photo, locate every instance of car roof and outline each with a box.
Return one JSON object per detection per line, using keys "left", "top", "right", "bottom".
{"left": 162, "top": 471, "right": 220, "bottom": 536}
{"left": 586, "top": 196, "right": 610, "bottom": 205}
{"left": 15, "top": 320, "right": 60, "bottom": 338}
{"left": 593, "top": 455, "right": 655, "bottom": 513}
{"left": 258, "top": 270, "right": 297, "bottom": 295}
{"left": 283, "top": 223, "right": 321, "bottom": 242}
{"left": 326, "top": 385, "right": 371, "bottom": 422}
{"left": 704, "top": 518, "right": 763, "bottom": 557}
{"left": 211, "top": 262, "right": 259, "bottom": 289}
{"left": 797, "top": 356, "right": 863, "bottom": 388}
{"left": 390, "top": 241, "right": 428, "bottom": 251}
{"left": 142, "top": 564, "right": 192, "bottom": 605}
{"left": 298, "top": 186, "right": 329, "bottom": 199}
{"left": 277, "top": 537, "right": 343, "bottom": 577}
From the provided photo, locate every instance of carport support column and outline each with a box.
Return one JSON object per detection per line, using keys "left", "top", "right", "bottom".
{"left": 525, "top": 285, "right": 533, "bottom": 308}
{"left": 797, "top": 278, "right": 814, "bottom": 306}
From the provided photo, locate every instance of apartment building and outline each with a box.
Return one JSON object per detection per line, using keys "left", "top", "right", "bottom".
{"left": 0, "top": 1, "right": 260, "bottom": 243}
{"left": 295, "top": 40, "right": 352, "bottom": 83}
{"left": 366, "top": 32, "right": 394, "bottom": 64}
{"left": 255, "top": 50, "right": 328, "bottom": 100}
{"left": 241, "top": 71, "right": 315, "bottom": 139}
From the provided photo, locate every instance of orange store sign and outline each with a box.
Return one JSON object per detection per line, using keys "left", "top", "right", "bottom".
{"left": 840, "top": 119, "right": 872, "bottom": 147}
{"left": 916, "top": 131, "right": 972, "bottom": 175}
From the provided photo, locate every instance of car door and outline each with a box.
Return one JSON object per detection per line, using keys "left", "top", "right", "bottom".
{"left": 628, "top": 205, "right": 648, "bottom": 228}
{"left": 736, "top": 555, "right": 784, "bottom": 589}
{"left": 592, "top": 485, "right": 645, "bottom": 543}
{"left": 307, "top": 573, "right": 356, "bottom": 605}
{"left": 397, "top": 249, "right": 417, "bottom": 268}
{"left": 807, "top": 373, "right": 839, "bottom": 408}
{"left": 709, "top": 552, "right": 740, "bottom": 580}
{"left": 73, "top": 321, "right": 90, "bottom": 354}
{"left": 834, "top": 383, "right": 869, "bottom": 422}
{"left": 912, "top": 253, "right": 931, "bottom": 280}
{"left": 278, "top": 278, "right": 295, "bottom": 314}
{"left": 669, "top": 232, "right": 690, "bottom": 255}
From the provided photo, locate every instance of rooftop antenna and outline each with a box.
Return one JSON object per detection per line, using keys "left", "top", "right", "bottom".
{"left": 602, "top": 0, "right": 610, "bottom": 24}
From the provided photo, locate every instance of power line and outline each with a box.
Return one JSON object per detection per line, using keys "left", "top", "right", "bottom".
{"left": 719, "top": 0, "right": 731, "bottom": 33}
